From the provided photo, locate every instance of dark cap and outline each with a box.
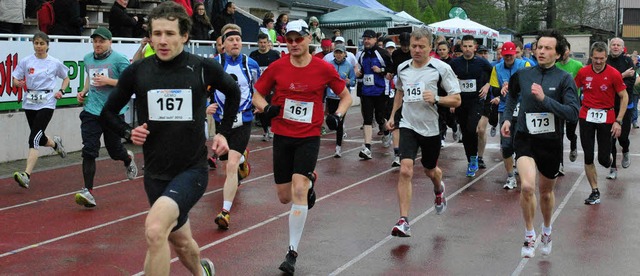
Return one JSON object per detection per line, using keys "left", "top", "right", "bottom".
{"left": 398, "top": 32, "right": 411, "bottom": 46}
{"left": 477, "top": 45, "right": 488, "bottom": 52}
{"left": 362, "top": 30, "right": 376, "bottom": 38}
{"left": 334, "top": 44, "right": 346, "bottom": 53}
{"left": 91, "top": 27, "right": 112, "bottom": 40}
{"left": 454, "top": 44, "right": 462, "bottom": 53}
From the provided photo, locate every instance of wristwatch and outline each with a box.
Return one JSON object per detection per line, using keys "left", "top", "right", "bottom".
{"left": 434, "top": 95, "right": 440, "bottom": 105}
{"left": 615, "top": 119, "right": 623, "bottom": 125}
{"left": 124, "top": 128, "right": 132, "bottom": 140}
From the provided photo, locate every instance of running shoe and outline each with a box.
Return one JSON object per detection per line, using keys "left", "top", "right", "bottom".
{"left": 392, "top": 155, "right": 401, "bottom": 167}
{"left": 382, "top": 133, "right": 392, "bottom": 148}
{"left": 490, "top": 126, "right": 497, "bottom": 137}
{"left": 503, "top": 176, "right": 517, "bottom": 190}
{"left": 606, "top": 168, "right": 617, "bottom": 180}
{"left": 201, "top": 258, "right": 215, "bottom": 276}
{"left": 307, "top": 171, "right": 317, "bottom": 209}
{"left": 321, "top": 126, "right": 327, "bottom": 135}
{"left": 441, "top": 139, "right": 446, "bottom": 148}
{"left": 262, "top": 132, "right": 271, "bottom": 141}
{"left": 521, "top": 235, "right": 536, "bottom": 258}
{"left": 477, "top": 157, "right": 486, "bottom": 169}
{"left": 359, "top": 146, "right": 372, "bottom": 160}
{"left": 126, "top": 150, "right": 138, "bottom": 180}
{"left": 53, "top": 136, "right": 66, "bottom": 158}
{"left": 74, "top": 188, "right": 96, "bottom": 208}
{"left": 634, "top": 122, "right": 639, "bottom": 129}
{"left": 391, "top": 217, "right": 411, "bottom": 237}
{"left": 540, "top": 232, "right": 553, "bottom": 256}
{"left": 278, "top": 246, "right": 298, "bottom": 275}
{"left": 569, "top": 149, "right": 578, "bottom": 162}
{"left": 584, "top": 190, "right": 600, "bottom": 205}
{"left": 237, "top": 149, "right": 250, "bottom": 180}
{"left": 214, "top": 209, "right": 230, "bottom": 229}
{"left": 466, "top": 163, "right": 476, "bottom": 177}
{"left": 207, "top": 155, "right": 217, "bottom": 169}
{"left": 334, "top": 145, "right": 342, "bottom": 158}
{"left": 434, "top": 182, "right": 447, "bottom": 215}
{"left": 622, "top": 152, "right": 630, "bottom": 168}
{"left": 470, "top": 156, "right": 479, "bottom": 172}
{"left": 13, "top": 171, "right": 30, "bottom": 189}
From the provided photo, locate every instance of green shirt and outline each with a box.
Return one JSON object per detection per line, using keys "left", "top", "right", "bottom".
{"left": 556, "top": 58, "right": 584, "bottom": 95}
{"left": 82, "top": 50, "right": 130, "bottom": 116}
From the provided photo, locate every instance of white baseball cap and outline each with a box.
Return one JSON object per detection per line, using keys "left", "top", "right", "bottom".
{"left": 385, "top": 41, "right": 396, "bottom": 48}
{"left": 286, "top": 19, "right": 309, "bottom": 36}
{"left": 334, "top": 36, "right": 345, "bottom": 43}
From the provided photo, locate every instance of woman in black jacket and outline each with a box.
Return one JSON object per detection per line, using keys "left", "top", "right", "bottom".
{"left": 109, "top": 0, "right": 138, "bottom": 38}
{"left": 191, "top": 2, "right": 213, "bottom": 40}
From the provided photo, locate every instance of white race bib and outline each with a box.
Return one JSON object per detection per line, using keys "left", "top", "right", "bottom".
{"left": 513, "top": 103, "right": 520, "bottom": 117}
{"left": 283, "top": 98, "right": 313, "bottom": 123}
{"left": 586, "top": 108, "right": 607, "bottom": 124}
{"left": 147, "top": 89, "right": 193, "bottom": 121}
{"left": 221, "top": 111, "right": 244, "bottom": 129}
{"left": 403, "top": 82, "right": 425, "bottom": 103}
{"left": 363, "top": 74, "right": 374, "bottom": 86}
{"left": 459, "top": 79, "right": 476, "bottom": 92}
{"left": 525, "top": 113, "right": 555, "bottom": 134}
{"left": 89, "top": 68, "right": 109, "bottom": 86}
{"left": 25, "top": 90, "right": 49, "bottom": 105}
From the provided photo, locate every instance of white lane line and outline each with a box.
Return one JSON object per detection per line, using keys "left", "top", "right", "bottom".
{"left": 0, "top": 146, "right": 363, "bottom": 258}
{"left": 133, "top": 160, "right": 403, "bottom": 276}
{"left": 329, "top": 163, "right": 502, "bottom": 275}
{"left": 511, "top": 171, "right": 586, "bottom": 276}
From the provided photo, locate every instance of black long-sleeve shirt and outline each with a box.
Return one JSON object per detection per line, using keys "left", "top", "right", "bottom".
{"left": 101, "top": 51, "right": 240, "bottom": 180}
{"left": 503, "top": 65, "right": 580, "bottom": 140}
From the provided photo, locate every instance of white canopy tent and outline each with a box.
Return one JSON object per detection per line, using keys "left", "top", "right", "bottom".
{"left": 428, "top": 17, "right": 499, "bottom": 39}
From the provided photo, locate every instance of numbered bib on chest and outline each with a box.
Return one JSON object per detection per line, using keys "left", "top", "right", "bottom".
{"left": 459, "top": 79, "right": 476, "bottom": 92}
{"left": 147, "top": 89, "right": 193, "bottom": 121}
{"left": 403, "top": 82, "right": 425, "bottom": 103}
{"left": 525, "top": 112, "right": 555, "bottom": 134}
{"left": 25, "top": 90, "right": 49, "bottom": 105}
{"left": 363, "top": 74, "right": 375, "bottom": 86}
{"left": 283, "top": 98, "right": 313, "bottom": 123}
{"left": 89, "top": 68, "right": 109, "bottom": 86}
{"left": 586, "top": 108, "right": 607, "bottom": 124}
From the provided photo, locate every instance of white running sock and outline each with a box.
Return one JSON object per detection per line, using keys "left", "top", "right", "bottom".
{"left": 288, "top": 204, "right": 308, "bottom": 252}
{"left": 223, "top": 201, "right": 233, "bottom": 212}
{"left": 525, "top": 229, "right": 536, "bottom": 238}
{"left": 542, "top": 225, "right": 552, "bottom": 235}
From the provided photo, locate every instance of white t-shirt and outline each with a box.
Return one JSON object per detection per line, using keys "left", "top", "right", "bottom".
{"left": 12, "top": 54, "right": 68, "bottom": 110}
{"left": 396, "top": 58, "right": 460, "bottom": 137}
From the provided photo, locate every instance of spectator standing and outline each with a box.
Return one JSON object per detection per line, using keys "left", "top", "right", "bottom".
{"left": 308, "top": 16, "right": 324, "bottom": 45}
{"left": 275, "top": 13, "right": 288, "bottom": 41}
{"left": 109, "top": 0, "right": 138, "bottom": 38}
{"left": 259, "top": 18, "right": 276, "bottom": 44}
{"left": 212, "top": 1, "right": 235, "bottom": 39}
{"left": 190, "top": 2, "right": 213, "bottom": 40}
{"left": 0, "top": 0, "right": 26, "bottom": 34}
{"left": 51, "top": 0, "right": 88, "bottom": 36}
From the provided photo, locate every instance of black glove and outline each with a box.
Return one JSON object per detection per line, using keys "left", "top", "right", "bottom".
{"left": 263, "top": 104, "right": 281, "bottom": 121}
{"left": 325, "top": 113, "right": 342, "bottom": 131}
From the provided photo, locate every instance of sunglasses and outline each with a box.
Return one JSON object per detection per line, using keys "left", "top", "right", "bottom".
{"left": 286, "top": 36, "right": 305, "bottom": 44}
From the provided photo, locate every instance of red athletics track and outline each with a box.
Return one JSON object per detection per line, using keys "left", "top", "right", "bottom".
{"left": 1, "top": 109, "right": 640, "bottom": 275}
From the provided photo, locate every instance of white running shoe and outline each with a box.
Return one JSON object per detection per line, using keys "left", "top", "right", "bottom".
{"left": 503, "top": 176, "right": 517, "bottom": 190}
{"left": 382, "top": 133, "right": 392, "bottom": 148}
{"left": 521, "top": 235, "right": 536, "bottom": 258}
{"left": 391, "top": 218, "right": 411, "bottom": 237}
{"left": 359, "top": 146, "right": 372, "bottom": 160}
{"left": 334, "top": 145, "right": 342, "bottom": 158}
{"left": 622, "top": 152, "right": 630, "bottom": 168}
{"left": 392, "top": 155, "right": 400, "bottom": 167}
{"left": 75, "top": 188, "right": 96, "bottom": 207}
{"left": 53, "top": 136, "right": 66, "bottom": 158}
{"left": 434, "top": 182, "right": 446, "bottom": 215}
{"left": 606, "top": 168, "right": 617, "bottom": 180}
{"left": 126, "top": 150, "right": 138, "bottom": 180}
{"left": 540, "top": 232, "right": 553, "bottom": 256}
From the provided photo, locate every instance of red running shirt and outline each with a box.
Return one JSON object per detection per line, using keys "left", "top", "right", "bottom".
{"left": 255, "top": 56, "right": 346, "bottom": 137}
{"left": 575, "top": 64, "right": 626, "bottom": 123}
